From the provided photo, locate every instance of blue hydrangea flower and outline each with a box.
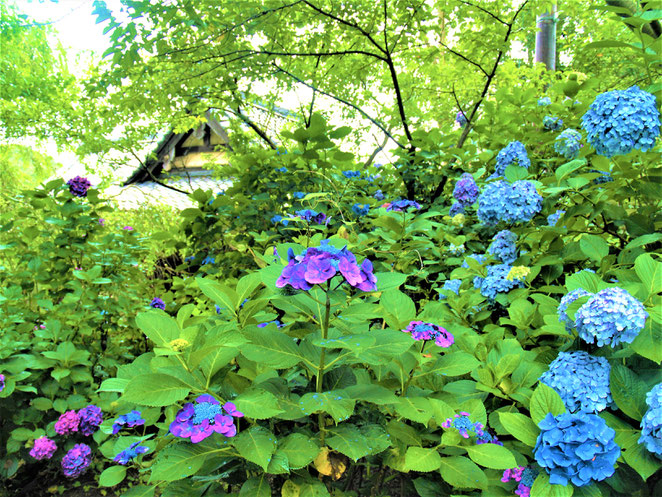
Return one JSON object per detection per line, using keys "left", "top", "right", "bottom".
{"left": 149, "top": 297, "right": 166, "bottom": 310}
{"left": 352, "top": 203, "right": 370, "bottom": 217}
{"left": 534, "top": 412, "right": 620, "bottom": 486}
{"left": 383, "top": 199, "right": 421, "bottom": 212}
{"left": 474, "top": 264, "right": 525, "bottom": 299}
{"left": 558, "top": 288, "right": 593, "bottom": 332}
{"left": 449, "top": 202, "right": 465, "bottom": 216}
{"left": 462, "top": 254, "right": 487, "bottom": 268}
{"left": 453, "top": 173, "right": 479, "bottom": 206}
{"left": 477, "top": 180, "right": 542, "bottom": 225}
{"left": 342, "top": 170, "right": 361, "bottom": 179}
{"left": 538, "top": 97, "right": 551, "bottom": 106}
{"left": 543, "top": 116, "right": 563, "bottom": 131}
{"left": 294, "top": 209, "right": 327, "bottom": 225}
{"left": 293, "top": 191, "right": 306, "bottom": 199}
{"left": 581, "top": 86, "right": 660, "bottom": 157}
{"left": 114, "top": 442, "right": 149, "bottom": 465}
{"left": 575, "top": 287, "right": 648, "bottom": 347}
{"left": 201, "top": 256, "right": 215, "bottom": 265}
{"left": 112, "top": 410, "right": 145, "bottom": 435}
{"left": 439, "top": 279, "right": 461, "bottom": 299}
{"left": 639, "top": 382, "right": 662, "bottom": 457}
{"left": 540, "top": 351, "right": 612, "bottom": 413}
{"left": 547, "top": 210, "right": 565, "bottom": 227}
{"left": 588, "top": 169, "right": 614, "bottom": 185}
{"left": 373, "top": 189, "right": 385, "bottom": 200}
{"left": 488, "top": 230, "right": 517, "bottom": 265}
{"left": 554, "top": 129, "right": 583, "bottom": 159}
{"left": 494, "top": 141, "right": 531, "bottom": 177}
{"left": 275, "top": 166, "right": 288, "bottom": 173}
{"left": 448, "top": 243, "right": 465, "bottom": 256}
{"left": 456, "top": 111, "right": 468, "bottom": 127}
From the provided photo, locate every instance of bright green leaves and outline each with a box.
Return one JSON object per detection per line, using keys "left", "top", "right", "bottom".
{"left": 233, "top": 426, "right": 278, "bottom": 471}
{"left": 499, "top": 412, "right": 539, "bottom": 447}
{"left": 379, "top": 289, "right": 416, "bottom": 329}
{"left": 299, "top": 392, "right": 355, "bottom": 422}
{"left": 278, "top": 434, "right": 320, "bottom": 470}
{"left": 149, "top": 439, "right": 231, "bottom": 482}
{"left": 121, "top": 373, "right": 190, "bottom": 407}
{"left": 464, "top": 444, "right": 516, "bottom": 470}
{"left": 530, "top": 472, "right": 575, "bottom": 497}
{"left": 634, "top": 253, "right": 662, "bottom": 299}
{"left": 241, "top": 327, "right": 307, "bottom": 369}
{"left": 530, "top": 383, "right": 566, "bottom": 425}
{"left": 135, "top": 311, "right": 180, "bottom": 346}
{"left": 609, "top": 364, "right": 648, "bottom": 421}
{"left": 326, "top": 424, "right": 390, "bottom": 461}
{"left": 404, "top": 447, "right": 441, "bottom": 471}
{"left": 196, "top": 277, "right": 239, "bottom": 314}
{"left": 579, "top": 235, "right": 610, "bottom": 264}
{"left": 98, "top": 466, "right": 127, "bottom": 487}
{"left": 233, "top": 389, "right": 284, "bottom": 419}
{"left": 439, "top": 456, "right": 487, "bottom": 490}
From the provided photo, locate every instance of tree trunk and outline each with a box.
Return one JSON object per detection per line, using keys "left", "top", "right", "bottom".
{"left": 535, "top": 4, "right": 557, "bottom": 70}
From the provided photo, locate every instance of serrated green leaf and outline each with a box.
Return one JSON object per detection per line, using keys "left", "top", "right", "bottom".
{"left": 241, "top": 327, "right": 305, "bottom": 369}
{"left": 149, "top": 439, "right": 230, "bottom": 482}
{"left": 327, "top": 425, "right": 370, "bottom": 461}
{"left": 579, "top": 235, "right": 609, "bottom": 263}
{"left": 530, "top": 383, "right": 566, "bottom": 425}
{"left": 299, "top": 391, "right": 355, "bottom": 422}
{"left": 135, "top": 311, "right": 180, "bottom": 346}
{"left": 634, "top": 253, "right": 662, "bottom": 297}
{"left": 622, "top": 443, "right": 662, "bottom": 480}
{"left": 233, "top": 426, "right": 277, "bottom": 470}
{"left": 122, "top": 374, "right": 190, "bottom": 407}
{"left": 196, "top": 277, "right": 238, "bottom": 311}
{"left": 439, "top": 456, "right": 487, "bottom": 490}
{"left": 99, "top": 466, "right": 126, "bottom": 487}
{"left": 610, "top": 364, "right": 648, "bottom": 421}
{"left": 499, "top": 412, "right": 539, "bottom": 447}
{"left": 465, "top": 444, "right": 516, "bottom": 469}
{"left": 234, "top": 389, "right": 284, "bottom": 419}
{"left": 279, "top": 433, "right": 319, "bottom": 469}
{"left": 530, "top": 471, "right": 574, "bottom": 497}
{"left": 239, "top": 475, "right": 271, "bottom": 497}
{"left": 405, "top": 447, "right": 442, "bottom": 472}
{"left": 121, "top": 485, "right": 155, "bottom": 497}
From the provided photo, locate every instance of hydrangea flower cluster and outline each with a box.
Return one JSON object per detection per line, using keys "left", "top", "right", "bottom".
{"left": 112, "top": 410, "right": 145, "bottom": 435}
{"left": 373, "top": 189, "right": 384, "bottom": 200}
{"left": 540, "top": 351, "right": 612, "bottom": 413}
{"left": 477, "top": 180, "right": 542, "bottom": 225}
{"left": 543, "top": 116, "right": 563, "bottom": 131}
{"left": 439, "top": 279, "right": 461, "bottom": 299}
{"left": 293, "top": 191, "right": 306, "bottom": 199}
{"left": 61, "top": 444, "right": 92, "bottom": 478}
{"left": 557, "top": 288, "right": 592, "bottom": 332}
{"left": 169, "top": 394, "right": 243, "bottom": 443}
{"left": 402, "top": 321, "right": 454, "bottom": 348}
{"left": 78, "top": 405, "right": 103, "bottom": 436}
{"left": 342, "top": 170, "right": 362, "bottom": 179}
{"left": 639, "top": 382, "right": 662, "bottom": 456}
{"left": 488, "top": 230, "right": 518, "bottom": 265}
{"left": 554, "top": 129, "right": 583, "bottom": 159}
{"left": 453, "top": 173, "right": 479, "bottom": 207}
{"left": 449, "top": 202, "right": 464, "bottom": 216}
{"left": 588, "top": 169, "right": 614, "bottom": 184}
{"left": 352, "top": 203, "right": 370, "bottom": 217}
{"left": 271, "top": 215, "right": 289, "bottom": 226}
{"left": 547, "top": 210, "right": 565, "bottom": 226}
{"left": 257, "top": 320, "right": 284, "bottom": 328}
{"left": 506, "top": 266, "right": 530, "bottom": 282}
{"left": 448, "top": 243, "right": 465, "bottom": 256}
{"left": 538, "top": 97, "right": 551, "bottom": 106}
{"left": 294, "top": 209, "right": 328, "bottom": 224}
{"left": 201, "top": 256, "right": 215, "bottom": 265}
{"left": 66, "top": 176, "right": 92, "bottom": 197}
{"left": 581, "top": 86, "right": 660, "bottom": 157}
{"left": 534, "top": 412, "right": 620, "bottom": 486}
{"left": 462, "top": 253, "right": 487, "bottom": 268}
{"left": 382, "top": 199, "right": 421, "bottom": 212}
{"left": 29, "top": 437, "right": 57, "bottom": 460}
{"left": 275, "top": 166, "right": 288, "bottom": 173}
{"left": 575, "top": 287, "right": 648, "bottom": 347}
{"left": 494, "top": 141, "right": 531, "bottom": 178}
{"left": 114, "top": 442, "right": 149, "bottom": 465}
{"left": 276, "top": 240, "right": 377, "bottom": 292}
{"left": 150, "top": 297, "right": 166, "bottom": 310}
{"left": 442, "top": 412, "right": 502, "bottom": 445}
{"left": 474, "top": 264, "right": 525, "bottom": 299}
{"left": 54, "top": 410, "right": 80, "bottom": 436}
{"left": 0, "top": 373, "right": 4, "bottom": 392}
{"left": 456, "top": 111, "right": 468, "bottom": 127}
{"left": 502, "top": 466, "right": 538, "bottom": 497}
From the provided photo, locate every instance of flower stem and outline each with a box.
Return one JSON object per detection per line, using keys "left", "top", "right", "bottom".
{"left": 316, "top": 289, "right": 332, "bottom": 444}
{"left": 402, "top": 341, "right": 426, "bottom": 397}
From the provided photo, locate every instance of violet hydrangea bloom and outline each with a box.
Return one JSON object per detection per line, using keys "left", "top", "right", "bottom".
{"left": 78, "top": 405, "right": 103, "bottom": 436}
{"left": 540, "top": 351, "right": 612, "bottom": 413}
{"left": 581, "top": 86, "right": 660, "bottom": 157}
{"left": 494, "top": 141, "right": 531, "bottom": 178}
{"left": 502, "top": 466, "right": 538, "bottom": 497}
{"left": 554, "top": 129, "right": 583, "bottom": 159}
{"left": 477, "top": 180, "right": 542, "bottom": 225}
{"left": 488, "top": 230, "right": 517, "bottom": 265}
{"left": 449, "top": 202, "right": 464, "bottom": 216}
{"left": 169, "top": 394, "right": 242, "bottom": 443}
{"left": 66, "top": 176, "right": 92, "bottom": 197}
{"left": 543, "top": 116, "right": 563, "bottom": 131}
{"left": 114, "top": 442, "right": 149, "bottom": 465}
{"left": 638, "top": 382, "right": 662, "bottom": 457}
{"left": 257, "top": 320, "right": 284, "bottom": 328}
{"left": 402, "top": 321, "right": 454, "bottom": 348}
{"left": 575, "top": 287, "right": 648, "bottom": 347}
{"left": 150, "top": 297, "right": 166, "bottom": 310}
{"left": 276, "top": 240, "right": 377, "bottom": 292}
{"left": 453, "top": 173, "right": 479, "bottom": 206}
{"left": 455, "top": 111, "right": 468, "bottom": 127}
{"left": 0, "top": 373, "right": 4, "bottom": 392}
{"left": 373, "top": 189, "right": 384, "bottom": 200}
{"left": 29, "top": 437, "right": 57, "bottom": 460}
{"left": 54, "top": 410, "right": 80, "bottom": 436}
{"left": 294, "top": 209, "right": 327, "bottom": 224}
{"left": 112, "top": 410, "right": 145, "bottom": 435}
{"left": 383, "top": 199, "right": 421, "bottom": 212}
{"left": 61, "top": 444, "right": 92, "bottom": 478}
{"left": 534, "top": 412, "right": 620, "bottom": 486}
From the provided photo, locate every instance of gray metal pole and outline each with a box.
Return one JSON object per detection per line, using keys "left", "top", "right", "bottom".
{"left": 535, "top": 4, "right": 557, "bottom": 70}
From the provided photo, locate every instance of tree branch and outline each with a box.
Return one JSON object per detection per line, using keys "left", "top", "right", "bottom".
{"left": 456, "top": 0, "right": 509, "bottom": 25}
{"left": 440, "top": 42, "right": 490, "bottom": 76}
{"left": 226, "top": 106, "right": 278, "bottom": 150}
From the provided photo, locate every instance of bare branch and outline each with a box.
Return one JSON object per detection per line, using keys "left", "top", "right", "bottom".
{"left": 456, "top": 0, "right": 508, "bottom": 25}
{"left": 226, "top": 107, "right": 278, "bottom": 150}
{"left": 440, "top": 42, "right": 489, "bottom": 77}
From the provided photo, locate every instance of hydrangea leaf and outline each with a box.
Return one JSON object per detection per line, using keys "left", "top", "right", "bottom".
{"left": 413, "top": 351, "right": 479, "bottom": 379}
{"left": 135, "top": 311, "right": 180, "bottom": 347}
{"left": 530, "top": 472, "right": 574, "bottom": 497}
{"left": 499, "top": 412, "right": 539, "bottom": 447}
{"left": 121, "top": 485, "right": 155, "bottom": 497}
{"left": 634, "top": 253, "right": 662, "bottom": 298}
{"left": 241, "top": 327, "right": 306, "bottom": 369}
{"left": 530, "top": 383, "right": 566, "bottom": 425}
{"left": 299, "top": 391, "right": 355, "bottom": 422}
{"left": 239, "top": 476, "right": 271, "bottom": 497}
{"left": 233, "top": 389, "right": 285, "bottom": 419}
{"left": 630, "top": 317, "right": 662, "bottom": 364}
{"left": 326, "top": 425, "right": 370, "bottom": 461}
{"left": 439, "top": 456, "right": 487, "bottom": 490}
{"left": 196, "top": 277, "right": 238, "bottom": 311}
{"left": 233, "top": 426, "right": 278, "bottom": 471}
{"left": 360, "top": 424, "right": 391, "bottom": 455}
{"left": 121, "top": 374, "right": 190, "bottom": 407}
{"left": 149, "top": 439, "right": 230, "bottom": 482}
{"left": 465, "top": 444, "right": 517, "bottom": 469}
{"left": 622, "top": 443, "right": 662, "bottom": 481}
{"left": 278, "top": 433, "right": 320, "bottom": 470}
{"left": 98, "top": 466, "right": 126, "bottom": 487}
{"left": 380, "top": 289, "right": 416, "bottom": 329}
{"left": 579, "top": 234, "right": 609, "bottom": 263}
{"left": 609, "top": 364, "right": 648, "bottom": 421}
{"left": 404, "top": 447, "right": 442, "bottom": 472}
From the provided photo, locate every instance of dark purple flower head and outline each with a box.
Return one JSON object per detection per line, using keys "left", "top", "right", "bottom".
{"left": 30, "top": 437, "right": 57, "bottom": 460}
{"left": 61, "top": 444, "right": 92, "bottom": 478}
{"left": 453, "top": 173, "right": 479, "bottom": 206}
{"left": 0, "top": 373, "right": 4, "bottom": 392}
{"left": 98, "top": 218, "right": 105, "bottom": 226}
{"left": 169, "top": 394, "right": 242, "bottom": 443}
{"left": 383, "top": 199, "right": 421, "bottom": 212}
{"left": 112, "top": 410, "right": 145, "bottom": 435}
{"left": 78, "top": 405, "right": 103, "bottom": 436}
{"left": 54, "top": 410, "right": 80, "bottom": 436}
{"left": 150, "top": 297, "right": 166, "bottom": 310}
{"left": 402, "top": 320, "right": 454, "bottom": 348}
{"left": 456, "top": 111, "right": 468, "bottom": 127}
{"left": 114, "top": 442, "right": 149, "bottom": 465}
{"left": 275, "top": 240, "right": 377, "bottom": 292}
{"left": 294, "top": 209, "right": 328, "bottom": 225}
{"left": 66, "top": 176, "right": 92, "bottom": 197}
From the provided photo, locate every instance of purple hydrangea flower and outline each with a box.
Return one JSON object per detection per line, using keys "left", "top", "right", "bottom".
{"left": 554, "top": 129, "right": 583, "bottom": 159}
{"left": 123, "top": 226, "right": 134, "bottom": 231}
{"left": 502, "top": 466, "right": 537, "bottom": 497}
{"left": 114, "top": 442, "right": 149, "bottom": 465}
{"left": 477, "top": 180, "right": 542, "bottom": 225}
{"left": 382, "top": 199, "right": 421, "bottom": 212}
{"left": 61, "top": 444, "right": 92, "bottom": 478}
{"left": 575, "top": 287, "right": 648, "bottom": 347}
{"left": 441, "top": 412, "right": 501, "bottom": 445}
{"left": 169, "top": 394, "right": 242, "bottom": 443}
{"left": 294, "top": 209, "right": 327, "bottom": 224}
{"left": 373, "top": 190, "right": 385, "bottom": 200}
{"left": 453, "top": 173, "right": 479, "bottom": 206}
{"left": 0, "top": 373, "right": 4, "bottom": 392}
{"left": 402, "top": 321, "right": 454, "bottom": 348}
{"left": 30, "top": 437, "right": 57, "bottom": 460}
{"left": 534, "top": 412, "right": 620, "bottom": 486}
{"left": 54, "top": 410, "right": 80, "bottom": 436}
{"left": 488, "top": 230, "right": 517, "bottom": 265}
{"left": 449, "top": 202, "right": 465, "bottom": 216}
{"left": 66, "top": 176, "right": 92, "bottom": 197}
{"left": 543, "top": 116, "right": 563, "bottom": 131}
{"left": 456, "top": 111, "right": 468, "bottom": 127}
{"left": 540, "top": 351, "right": 612, "bottom": 413}
{"left": 494, "top": 141, "right": 531, "bottom": 178}
{"left": 150, "top": 297, "right": 166, "bottom": 310}
{"left": 112, "top": 410, "right": 145, "bottom": 435}
{"left": 558, "top": 288, "right": 593, "bottom": 332}
{"left": 581, "top": 86, "right": 660, "bottom": 157}
{"left": 276, "top": 240, "right": 377, "bottom": 292}
{"left": 639, "top": 382, "right": 662, "bottom": 456}
{"left": 98, "top": 218, "right": 105, "bottom": 226}
{"left": 78, "top": 405, "right": 103, "bottom": 436}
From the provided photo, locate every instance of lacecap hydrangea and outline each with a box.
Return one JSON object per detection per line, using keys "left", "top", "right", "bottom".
{"left": 638, "top": 382, "right": 662, "bottom": 457}
{"left": 575, "top": 287, "right": 648, "bottom": 347}
{"left": 477, "top": 180, "right": 542, "bottom": 225}
{"left": 488, "top": 230, "right": 517, "bottom": 265}
{"left": 494, "top": 141, "right": 530, "bottom": 178}
{"left": 442, "top": 412, "right": 502, "bottom": 445}
{"left": 502, "top": 466, "right": 538, "bottom": 497}
{"left": 474, "top": 264, "right": 525, "bottom": 299}
{"left": 540, "top": 351, "right": 612, "bottom": 413}
{"left": 402, "top": 321, "right": 454, "bottom": 348}
{"left": 534, "top": 412, "right": 620, "bottom": 486}
{"left": 557, "top": 288, "right": 593, "bottom": 332}
{"left": 554, "top": 129, "right": 583, "bottom": 159}
{"left": 276, "top": 240, "right": 377, "bottom": 292}
{"left": 170, "top": 394, "right": 243, "bottom": 443}
{"left": 581, "top": 86, "right": 660, "bottom": 157}
{"left": 453, "top": 173, "right": 479, "bottom": 206}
